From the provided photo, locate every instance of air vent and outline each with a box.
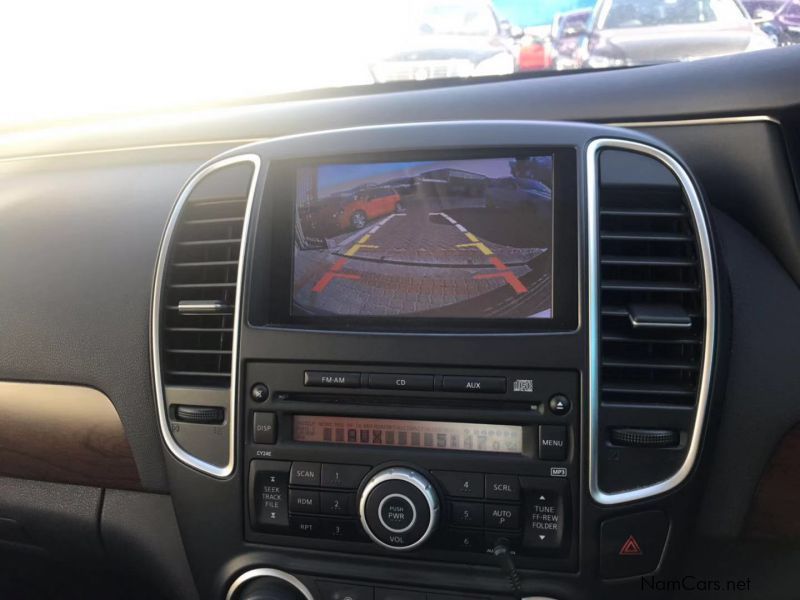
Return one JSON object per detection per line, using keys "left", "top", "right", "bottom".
{"left": 589, "top": 140, "right": 715, "bottom": 504}
{"left": 598, "top": 178, "right": 704, "bottom": 406}
{"left": 160, "top": 188, "right": 247, "bottom": 386}
{"left": 153, "top": 155, "right": 260, "bottom": 477}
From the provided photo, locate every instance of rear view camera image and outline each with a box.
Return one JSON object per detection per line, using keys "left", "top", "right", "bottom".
{"left": 292, "top": 156, "right": 554, "bottom": 319}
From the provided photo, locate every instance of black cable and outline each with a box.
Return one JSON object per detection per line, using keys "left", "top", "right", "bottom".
{"left": 492, "top": 539, "right": 523, "bottom": 600}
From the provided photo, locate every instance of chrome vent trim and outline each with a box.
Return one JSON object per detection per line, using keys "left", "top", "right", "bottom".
{"left": 151, "top": 154, "right": 261, "bottom": 478}
{"left": 587, "top": 138, "right": 716, "bottom": 505}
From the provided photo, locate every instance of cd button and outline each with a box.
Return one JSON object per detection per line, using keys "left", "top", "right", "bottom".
{"left": 441, "top": 376, "right": 506, "bottom": 394}
{"left": 368, "top": 373, "right": 434, "bottom": 391}
{"left": 304, "top": 370, "right": 361, "bottom": 388}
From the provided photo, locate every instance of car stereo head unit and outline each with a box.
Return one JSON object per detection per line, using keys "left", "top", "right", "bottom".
{"left": 249, "top": 146, "right": 578, "bottom": 332}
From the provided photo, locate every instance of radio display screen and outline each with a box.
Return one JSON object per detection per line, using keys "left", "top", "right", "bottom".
{"left": 293, "top": 415, "right": 524, "bottom": 454}
{"left": 291, "top": 155, "right": 554, "bottom": 320}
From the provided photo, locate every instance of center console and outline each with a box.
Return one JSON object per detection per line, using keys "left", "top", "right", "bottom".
{"left": 152, "top": 121, "right": 720, "bottom": 599}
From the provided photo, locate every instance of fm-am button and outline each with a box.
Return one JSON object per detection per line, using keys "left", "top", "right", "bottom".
{"left": 304, "top": 370, "right": 361, "bottom": 388}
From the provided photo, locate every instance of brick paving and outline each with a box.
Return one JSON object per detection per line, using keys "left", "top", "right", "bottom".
{"left": 293, "top": 199, "right": 552, "bottom": 318}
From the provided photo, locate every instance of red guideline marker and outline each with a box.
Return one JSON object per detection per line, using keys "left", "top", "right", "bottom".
{"left": 475, "top": 271, "right": 528, "bottom": 294}
{"left": 312, "top": 257, "right": 360, "bottom": 293}
{"left": 473, "top": 255, "right": 528, "bottom": 294}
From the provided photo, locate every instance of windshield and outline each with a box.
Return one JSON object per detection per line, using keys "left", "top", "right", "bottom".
{"left": 1, "top": 0, "right": 788, "bottom": 131}
{"left": 599, "top": 0, "right": 749, "bottom": 28}
{"left": 415, "top": 3, "right": 499, "bottom": 35}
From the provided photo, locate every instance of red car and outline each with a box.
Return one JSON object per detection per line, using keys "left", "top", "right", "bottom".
{"left": 341, "top": 187, "right": 402, "bottom": 230}
{"left": 301, "top": 186, "right": 402, "bottom": 235}
{"left": 518, "top": 40, "right": 553, "bottom": 71}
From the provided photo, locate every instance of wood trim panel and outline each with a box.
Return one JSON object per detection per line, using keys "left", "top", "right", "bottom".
{"left": 0, "top": 381, "right": 141, "bottom": 490}
{"left": 744, "top": 423, "right": 800, "bottom": 540}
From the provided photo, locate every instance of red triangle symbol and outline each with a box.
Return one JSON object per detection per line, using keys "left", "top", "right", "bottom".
{"left": 619, "top": 535, "right": 643, "bottom": 556}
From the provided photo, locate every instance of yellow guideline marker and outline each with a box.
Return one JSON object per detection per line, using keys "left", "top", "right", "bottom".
{"left": 457, "top": 241, "right": 493, "bottom": 256}
{"left": 358, "top": 234, "right": 371, "bottom": 244}
{"left": 465, "top": 232, "right": 479, "bottom": 243}
{"left": 345, "top": 243, "right": 379, "bottom": 257}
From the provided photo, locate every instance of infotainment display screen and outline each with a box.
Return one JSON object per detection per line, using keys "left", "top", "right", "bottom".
{"left": 293, "top": 415, "right": 524, "bottom": 454}
{"left": 291, "top": 156, "right": 554, "bottom": 320}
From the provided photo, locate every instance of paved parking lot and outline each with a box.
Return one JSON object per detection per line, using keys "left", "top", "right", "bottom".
{"left": 293, "top": 196, "right": 552, "bottom": 318}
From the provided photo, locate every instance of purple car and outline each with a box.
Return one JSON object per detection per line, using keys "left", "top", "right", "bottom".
{"left": 743, "top": 0, "right": 800, "bottom": 45}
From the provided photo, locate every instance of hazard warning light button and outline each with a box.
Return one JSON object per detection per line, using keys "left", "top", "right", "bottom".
{"left": 599, "top": 511, "right": 668, "bottom": 579}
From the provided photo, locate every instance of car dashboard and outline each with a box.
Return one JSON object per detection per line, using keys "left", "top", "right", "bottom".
{"left": 1, "top": 46, "right": 799, "bottom": 600}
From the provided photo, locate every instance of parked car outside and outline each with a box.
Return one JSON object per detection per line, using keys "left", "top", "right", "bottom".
{"left": 343, "top": 187, "right": 403, "bottom": 230}
{"left": 517, "top": 24, "right": 554, "bottom": 71}
{"left": 574, "top": 0, "right": 776, "bottom": 69}
{"left": 370, "top": 1, "right": 517, "bottom": 83}
{"left": 550, "top": 8, "right": 592, "bottom": 70}
{"left": 743, "top": 0, "right": 800, "bottom": 45}
{"left": 300, "top": 187, "right": 403, "bottom": 234}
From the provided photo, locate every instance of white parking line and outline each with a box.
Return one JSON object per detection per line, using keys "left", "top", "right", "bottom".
{"left": 336, "top": 212, "right": 404, "bottom": 251}
{"left": 433, "top": 211, "right": 468, "bottom": 232}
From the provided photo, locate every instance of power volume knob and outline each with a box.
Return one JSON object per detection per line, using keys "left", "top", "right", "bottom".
{"left": 358, "top": 467, "right": 439, "bottom": 551}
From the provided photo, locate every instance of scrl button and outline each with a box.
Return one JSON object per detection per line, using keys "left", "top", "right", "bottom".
{"left": 485, "top": 474, "right": 520, "bottom": 500}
